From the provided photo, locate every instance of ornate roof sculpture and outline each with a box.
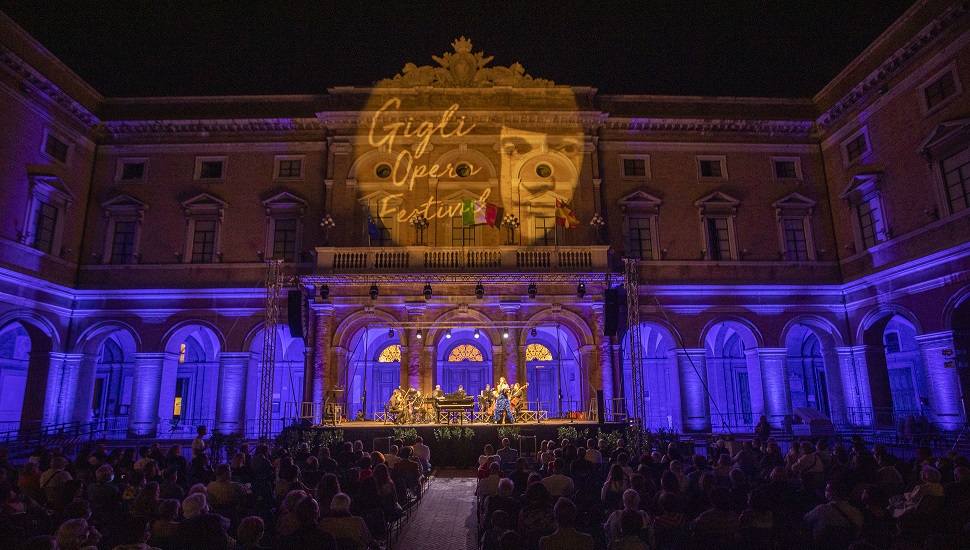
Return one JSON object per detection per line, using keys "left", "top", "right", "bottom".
{"left": 378, "top": 37, "right": 554, "bottom": 88}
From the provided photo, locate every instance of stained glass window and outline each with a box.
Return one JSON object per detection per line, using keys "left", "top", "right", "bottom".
{"left": 378, "top": 344, "right": 401, "bottom": 363}
{"left": 448, "top": 344, "right": 483, "bottom": 362}
{"left": 526, "top": 343, "right": 553, "bottom": 361}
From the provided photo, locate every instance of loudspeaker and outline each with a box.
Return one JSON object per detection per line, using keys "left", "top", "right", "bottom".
{"left": 287, "top": 290, "right": 304, "bottom": 338}
{"left": 596, "top": 390, "right": 605, "bottom": 425}
{"left": 604, "top": 289, "right": 620, "bottom": 336}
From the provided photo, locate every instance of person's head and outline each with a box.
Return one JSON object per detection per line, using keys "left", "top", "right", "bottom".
{"left": 294, "top": 496, "right": 320, "bottom": 525}
{"left": 188, "top": 483, "right": 207, "bottom": 496}
{"left": 499, "top": 530, "right": 521, "bottom": 550}
{"left": 553, "top": 497, "right": 577, "bottom": 528}
{"left": 330, "top": 492, "right": 351, "bottom": 515}
{"left": 729, "top": 468, "right": 746, "bottom": 487}
{"left": 693, "top": 454, "right": 707, "bottom": 471}
{"left": 498, "top": 478, "right": 513, "bottom": 497}
{"left": 118, "top": 516, "right": 152, "bottom": 545}
{"left": 358, "top": 455, "right": 373, "bottom": 471}
{"left": 414, "top": 436, "right": 423, "bottom": 445}
{"left": 196, "top": 425, "right": 207, "bottom": 437}
{"left": 524, "top": 481, "right": 550, "bottom": 504}
{"left": 501, "top": 438, "right": 510, "bottom": 448}
{"left": 95, "top": 464, "right": 113, "bottom": 483}
{"left": 491, "top": 509, "right": 510, "bottom": 530}
{"left": 399, "top": 446, "right": 413, "bottom": 460}
{"left": 370, "top": 451, "right": 384, "bottom": 465}
{"left": 484, "top": 444, "right": 494, "bottom": 455}
{"left": 237, "top": 516, "right": 265, "bottom": 548}
{"left": 861, "top": 486, "right": 887, "bottom": 509}
{"left": 609, "top": 464, "right": 625, "bottom": 481}
{"left": 921, "top": 465, "right": 942, "bottom": 484}
{"left": 353, "top": 440, "right": 364, "bottom": 452}
{"left": 622, "top": 488, "right": 640, "bottom": 510}
{"left": 669, "top": 460, "right": 683, "bottom": 473}
{"left": 157, "top": 498, "right": 179, "bottom": 520}
{"left": 373, "top": 463, "right": 390, "bottom": 484}
{"left": 182, "top": 493, "right": 208, "bottom": 519}
{"left": 552, "top": 458, "right": 565, "bottom": 474}
{"left": 516, "top": 457, "right": 527, "bottom": 471}
{"left": 825, "top": 481, "right": 849, "bottom": 502}
{"left": 953, "top": 466, "right": 970, "bottom": 483}
{"left": 50, "top": 456, "right": 68, "bottom": 471}
{"left": 215, "top": 463, "right": 231, "bottom": 481}
{"left": 55, "top": 518, "right": 90, "bottom": 548}
{"left": 527, "top": 472, "right": 542, "bottom": 486}
{"left": 769, "top": 467, "right": 787, "bottom": 483}
{"left": 489, "top": 462, "right": 501, "bottom": 476}
{"left": 801, "top": 441, "right": 814, "bottom": 455}
{"left": 660, "top": 470, "right": 679, "bottom": 493}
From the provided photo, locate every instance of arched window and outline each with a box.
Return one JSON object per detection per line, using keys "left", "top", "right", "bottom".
{"left": 378, "top": 344, "right": 401, "bottom": 363}
{"left": 525, "top": 343, "right": 553, "bottom": 362}
{"left": 448, "top": 344, "right": 483, "bottom": 362}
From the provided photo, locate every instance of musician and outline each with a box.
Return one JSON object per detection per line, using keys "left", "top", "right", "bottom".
{"left": 495, "top": 376, "right": 510, "bottom": 396}
{"left": 455, "top": 385, "right": 467, "bottom": 398}
{"left": 388, "top": 389, "right": 404, "bottom": 424}
{"left": 510, "top": 382, "right": 529, "bottom": 413}
{"left": 493, "top": 386, "right": 514, "bottom": 424}
{"left": 434, "top": 385, "right": 444, "bottom": 399}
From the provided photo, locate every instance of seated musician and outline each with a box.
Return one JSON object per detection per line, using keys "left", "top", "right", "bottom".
{"left": 510, "top": 382, "right": 529, "bottom": 413}
{"left": 479, "top": 384, "right": 495, "bottom": 414}
{"left": 455, "top": 385, "right": 467, "bottom": 398}
{"left": 434, "top": 385, "right": 444, "bottom": 399}
{"left": 388, "top": 389, "right": 403, "bottom": 418}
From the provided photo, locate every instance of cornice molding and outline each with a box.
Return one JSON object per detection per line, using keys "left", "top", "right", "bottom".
{"left": 0, "top": 44, "right": 100, "bottom": 128}
{"left": 604, "top": 117, "right": 814, "bottom": 136}
{"left": 817, "top": 0, "right": 970, "bottom": 128}
{"left": 104, "top": 118, "right": 325, "bottom": 137}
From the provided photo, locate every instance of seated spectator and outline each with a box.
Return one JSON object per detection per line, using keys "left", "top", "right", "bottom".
{"left": 277, "top": 490, "right": 308, "bottom": 538}
{"left": 317, "top": 447, "right": 338, "bottom": 473}
{"left": 497, "top": 439, "right": 519, "bottom": 466}
{"left": 890, "top": 465, "right": 944, "bottom": 518}
{"left": 482, "top": 478, "right": 521, "bottom": 531}
{"left": 229, "top": 453, "right": 253, "bottom": 485}
{"left": 384, "top": 446, "right": 401, "bottom": 469}
{"left": 479, "top": 445, "right": 498, "bottom": 468}
{"left": 604, "top": 489, "right": 651, "bottom": 547}
{"left": 518, "top": 483, "right": 555, "bottom": 550}
{"left": 478, "top": 463, "right": 503, "bottom": 498}
{"left": 40, "top": 457, "right": 73, "bottom": 501}
{"left": 857, "top": 487, "right": 894, "bottom": 549}
{"left": 391, "top": 447, "right": 421, "bottom": 498}
{"left": 177, "top": 493, "right": 231, "bottom": 550}
{"left": 55, "top": 518, "right": 99, "bottom": 550}
{"left": 277, "top": 496, "right": 335, "bottom": 550}
{"left": 17, "top": 463, "right": 42, "bottom": 503}
{"left": 236, "top": 515, "right": 268, "bottom": 550}
{"left": 691, "top": 486, "right": 739, "bottom": 546}
{"left": 541, "top": 459, "right": 574, "bottom": 500}
{"left": 318, "top": 493, "right": 377, "bottom": 549}
{"left": 149, "top": 499, "right": 180, "bottom": 549}
{"left": 316, "top": 475, "right": 341, "bottom": 518}
{"left": 206, "top": 464, "right": 247, "bottom": 515}
{"left": 602, "top": 464, "right": 630, "bottom": 512}
{"left": 803, "top": 481, "right": 862, "bottom": 548}
{"left": 111, "top": 515, "right": 154, "bottom": 550}
{"left": 509, "top": 458, "right": 530, "bottom": 496}
{"left": 584, "top": 439, "right": 603, "bottom": 465}
{"left": 608, "top": 509, "right": 649, "bottom": 550}
{"left": 158, "top": 468, "right": 184, "bottom": 502}
{"left": 412, "top": 437, "right": 431, "bottom": 474}
{"left": 372, "top": 464, "right": 400, "bottom": 518}
{"left": 130, "top": 481, "right": 161, "bottom": 519}
{"left": 481, "top": 509, "right": 513, "bottom": 550}
{"left": 538, "top": 497, "right": 593, "bottom": 550}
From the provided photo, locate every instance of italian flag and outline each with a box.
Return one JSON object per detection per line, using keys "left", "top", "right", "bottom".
{"left": 462, "top": 200, "right": 501, "bottom": 227}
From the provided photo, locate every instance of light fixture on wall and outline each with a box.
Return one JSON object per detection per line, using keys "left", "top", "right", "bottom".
{"left": 445, "top": 329, "right": 452, "bottom": 339}
{"left": 370, "top": 283, "right": 379, "bottom": 300}
{"left": 531, "top": 327, "right": 538, "bottom": 337}
{"left": 320, "top": 284, "right": 330, "bottom": 299}
{"left": 577, "top": 282, "right": 586, "bottom": 298}
{"left": 416, "top": 329, "right": 423, "bottom": 340}
{"left": 388, "top": 329, "right": 395, "bottom": 338}
{"left": 475, "top": 281, "right": 484, "bottom": 299}
{"left": 474, "top": 328, "right": 481, "bottom": 339}
{"left": 423, "top": 282, "right": 432, "bottom": 300}
{"left": 502, "top": 329, "right": 509, "bottom": 339}
{"left": 528, "top": 283, "right": 537, "bottom": 299}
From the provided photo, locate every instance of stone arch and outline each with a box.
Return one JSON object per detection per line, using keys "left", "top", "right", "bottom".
{"left": 858, "top": 305, "right": 923, "bottom": 347}
{"left": 619, "top": 318, "right": 682, "bottom": 430}
{"left": 432, "top": 147, "right": 499, "bottom": 181}
{"left": 702, "top": 317, "right": 765, "bottom": 430}
{"left": 161, "top": 320, "right": 226, "bottom": 358}
{"left": 520, "top": 308, "right": 594, "bottom": 349}
{"left": 332, "top": 310, "right": 406, "bottom": 420}
{"left": 68, "top": 322, "right": 141, "bottom": 425}
{"left": 0, "top": 314, "right": 57, "bottom": 431}
{"left": 700, "top": 316, "right": 764, "bottom": 350}
{"left": 512, "top": 148, "right": 581, "bottom": 185}
{"left": 942, "top": 284, "right": 970, "bottom": 330}
{"left": 0, "top": 311, "right": 58, "bottom": 351}
{"left": 333, "top": 309, "right": 404, "bottom": 350}
{"left": 781, "top": 316, "right": 846, "bottom": 422}
{"left": 347, "top": 148, "right": 413, "bottom": 182}
{"left": 427, "top": 307, "right": 500, "bottom": 346}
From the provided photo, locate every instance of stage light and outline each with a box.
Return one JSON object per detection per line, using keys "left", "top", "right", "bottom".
{"left": 475, "top": 281, "right": 484, "bottom": 299}
{"left": 502, "top": 329, "right": 509, "bottom": 339}
{"left": 388, "top": 329, "right": 395, "bottom": 338}
{"left": 577, "top": 282, "right": 586, "bottom": 298}
{"left": 416, "top": 329, "right": 423, "bottom": 340}
{"left": 528, "top": 283, "right": 537, "bottom": 299}
{"left": 474, "top": 329, "right": 480, "bottom": 339}
{"left": 320, "top": 284, "right": 330, "bottom": 299}
{"left": 445, "top": 329, "right": 452, "bottom": 338}
{"left": 369, "top": 283, "right": 379, "bottom": 300}
{"left": 531, "top": 327, "right": 538, "bottom": 337}
{"left": 423, "top": 282, "right": 432, "bottom": 300}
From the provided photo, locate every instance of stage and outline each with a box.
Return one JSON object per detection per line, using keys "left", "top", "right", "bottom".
{"left": 278, "top": 419, "right": 628, "bottom": 468}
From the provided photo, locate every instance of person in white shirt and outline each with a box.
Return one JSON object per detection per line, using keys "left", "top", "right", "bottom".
{"left": 39, "top": 456, "right": 72, "bottom": 490}
{"left": 191, "top": 425, "right": 208, "bottom": 459}
{"left": 542, "top": 459, "right": 575, "bottom": 499}
{"left": 585, "top": 438, "right": 603, "bottom": 464}
{"left": 412, "top": 436, "right": 431, "bottom": 473}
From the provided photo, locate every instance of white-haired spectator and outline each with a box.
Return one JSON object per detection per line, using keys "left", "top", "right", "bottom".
{"left": 320, "top": 493, "right": 379, "bottom": 549}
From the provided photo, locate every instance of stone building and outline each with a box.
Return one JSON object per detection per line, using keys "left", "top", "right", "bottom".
{"left": 0, "top": 0, "right": 968, "bottom": 438}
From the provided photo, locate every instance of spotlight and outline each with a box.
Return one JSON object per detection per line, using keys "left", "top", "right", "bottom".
{"left": 369, "top": 283, "right": 378, "bottom": 300}
{"left": 577, "top": 282, "right": 586, "bottom": 298}
{"left": 388, "top": 329, "right": 395, "bottom": 338}
{"left": 445, "top": 329, "right": 452, "bottom": 339}
{"left": 423, "top": 282, "right": 432, "bottom": 300}
{"left": 528, "top": 283, "right": 537, "bottom": 299}
{"left": 416, "top": 329, "right": 423, "bottom": 340}
{"left": 502, "top": 329, "right": 509, "bottom": 339}
{"left": 320, "top": 284, "right": 330, "bottom": 299}
{"left": 531, "top": 327, "right": 538, "bottom": 338}
{"left": 475, "top": 281, "right": 484, "bottom": 299}
{"left": 474, "top": 329, "right": 481, "bottom": 339}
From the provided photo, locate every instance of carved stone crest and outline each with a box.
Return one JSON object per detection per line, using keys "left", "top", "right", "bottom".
{"left": 378, "top": 37, "right": 554, "bottom": 88}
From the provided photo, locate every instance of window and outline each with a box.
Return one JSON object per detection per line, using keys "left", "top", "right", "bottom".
{"left": 525, "top": 343, "right": 553, "bottom": 362}
{"left": 32, "top": 200, "right": 58, "bottom": 254}
{"left": 773, "top": 193, "right": 816, "bottom": 261}
{"left": 621, "top": 157, "right": 649, "bottom": 178}
{"left": 941, "top": 147, "right": 970, "bottom": 214}
{"left": 781, "top": 218, "right": 809, "bottom": 261}
{"left": 194, "top": 156, "right": 226, "bottom": 180}
{"left": 627, "top": 216, "right": 653, "bottom": 260}
{"left": 451, "top": 215, "right": 475, "bottom": 247}
{"left": 695, "top": 191, "right": 739, "bottom": 261}
{"left": 839, "top": 175, "right": 888, "bottom": 252}
{"left": 191, "top": 220, "right": 217, "bottom": 263}
{"left": 921, "top": 65, "right": 961, "bottom": 113}
{"left": 110, "top": 221, "right": 137, "bottom": 264}
{"left": 272, "top": 218, "right": 298, "bottom": 260}
{"left": 843, "top": 128, "right": 870, "bottom": 164}
{"left": 42, "top": 131, "right": 70, "bottom": 164}
{"left": 533, "top": 217, "right": 558, "bottom": 246}
{"left": 857, "top": 199, "right": 884, "bottom": 250}
{"left": 697, "top": 156, "right": 727, "bottom": 179}
{"left": 885, "top": 332, "right": 901, "bottom": 353}
{"left": 274, "top": 156, "right": 305, "bottom": 180}
{"left": 772, "top": 157, "right": 802, "bottom": 181}
{"left": 116, "top": 159, "right": 148, "bottom": 182}
{"left": 448, "top": 344, "right": 484, "bottom": 362}
{"left": 378, "top": 345, "right": 401, "bottom": 363}
{"left": 706, "top": 217, "right": 731, "bottom": 260}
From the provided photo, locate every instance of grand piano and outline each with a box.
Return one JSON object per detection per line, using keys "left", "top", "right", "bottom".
{"left": 433, "top": 391, "right": 475, "bottom": 424}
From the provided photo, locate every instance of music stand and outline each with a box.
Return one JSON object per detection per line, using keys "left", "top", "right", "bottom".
{"left": 323, "top": 389, "right": 344, "bottom": 426}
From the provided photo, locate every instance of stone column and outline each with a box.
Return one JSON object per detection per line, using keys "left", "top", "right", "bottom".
{"left": 492, "top": 345, "right": 503, "bottom": 387}
{"left": 19, "top": 349, "right": 57, "bottom": 432}
{"left": 407, "top": 333, "right": 421, "bottom": 390}
{"left": 580, "top": 345, "right": 596, "bottom": 417}
{"left": 70, "top": 354, "right": 99, "bottom": 425}
{"left": 750, "top": 348, "right": 792, "bottom": 429}
{"left": 675, "top": 349, "right": 710, "bottom": 432}
{"left": 916, "top": 331, "right": 965, "bottom": 430}
{"left": 312, "top": 304, "right": 334, "bottom": 404}
{"left": 425, "top": 346, "right": 436, "bottom": 394}
{"left": 591, "top": 303, "right": 614, "bottom": 404}
{"left": 504, "top": 329, "right": 518, "bottom": 384}
{"left": 835, "top": 346, "right": 874, "bottom": 427}
{"left": 42, "top": 353, "right": 68, "bottom": 426}
{"left": 215, "top": 352, "right": 249, "bottom": 435}
{"left": 130, "top": 352, "right": 166, "bottom": 437}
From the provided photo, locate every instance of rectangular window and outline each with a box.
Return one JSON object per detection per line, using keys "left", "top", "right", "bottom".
{"left": 623, "top": 158, "right": 646, "bottom": 177}
{"left": 774, "top": 160, "right": 798, "bottom": 179}
{"left": 43, "top": 133, "right": 69, "bottom": 163}
{"left": 199, "top": 161, "right": 223, "bottom": 179}
{"left": 699, "top": 159, "right": 722, "bottom": 178}
{"left": 173, "top": 377, "right": 189, "bottom": 418}
{"left": 705, "top": 217, "right": 730, "bottom": 260}
{"left": 924, "top": 71, "right": 958, "bottom": 111}
{"left": 32, "top": 200, "right": 58, "bottom": 254}
{"left": 885, "top": 332, "right": 901, "bottom": 353}
{"left": 782, "top": 218, "right": 809, "bottom": 261}
{"left": 942, "top": 148, "right": 970, "bottom": 214}
{"left": 369, "top": 214, "right": 392, "bottom": 246}
{"left": 276, "top": 158, "right": 303, "bottom": 179}
{"left": 626, "top": 216, "right": 652, "bottom": 260}
{"left": 451, "top": 216, "right": 475, "bottom": 247}
{"left": 857, "top": 199, "right": 883, "bottom": 249}
{"left": 120, "top": 161, "right": 146, "bottom": 181}
{"left": 272, "top": 218, "right": 298, "bottom": 261}
{"left": 191, "top": 220, "right": 217, "bottom": 262}
{"left": 844, "top": 132, "right": 869, "bottom": 163}
{"left": 533, "top": 217, "right": 558, "bottom": 246}
{"left": 110, "top": 220, "right": 137, "bottom": 264}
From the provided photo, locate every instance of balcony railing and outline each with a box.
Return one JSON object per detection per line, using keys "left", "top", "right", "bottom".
{"left": 316, "top": 245, "right": 610, "bottom": 273}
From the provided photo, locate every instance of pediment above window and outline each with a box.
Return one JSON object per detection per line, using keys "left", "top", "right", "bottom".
{"left": 919, "top": 117, "right": 970, "bottom": 158}
{"left": 102, "top": 194, "right": 146, "bottom": 217}
{"left": 619, "top": 190, "right": 662, "bottom": 208}
{"left": 358, "top": 189, "right": 404, "bottom": 207}
{"left": 439, "top": 189, "right": 486, "bottom": 203}
{"left": 28, "top": 174, "right": 75, "bottom": 204}
{"left": 523, "top": 189, "right": 570, "bottom": 206}
{"left": 181, "top": 192, "right": 227, "bottom": 217}
{"left": 262, "top": 191, "right": 307, "bottom": 216}
{"left": 695, "top": 191, "right": 739, "bottom": 215}
{"left": 839, "top": 173, "right": 881, "bottom": 200}
{"left": 773, "top": 192, "right": 815, "bottom": 218}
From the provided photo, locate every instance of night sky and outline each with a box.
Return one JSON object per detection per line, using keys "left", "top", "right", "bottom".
{"left": 0, "top": 0, "right": 916, "bottom": 98}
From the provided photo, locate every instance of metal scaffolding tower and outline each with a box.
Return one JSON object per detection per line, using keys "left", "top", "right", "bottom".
{"left": 624, "top": 258, "right": 647, "bottom": 454}
{"left": 258, "top": 260, "right": 283, "bottom": 441}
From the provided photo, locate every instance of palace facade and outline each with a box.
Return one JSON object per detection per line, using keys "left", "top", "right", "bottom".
{"left": 1, "top": 0, "right": 970, "bottom": 438}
